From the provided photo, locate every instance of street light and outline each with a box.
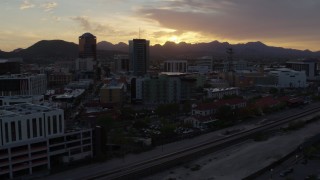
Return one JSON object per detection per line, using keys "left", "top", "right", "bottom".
{"left": 270, "top": 168, "right": 274, "bottom": 179}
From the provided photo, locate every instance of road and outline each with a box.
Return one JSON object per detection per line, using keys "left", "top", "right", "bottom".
{"left": 43, "top": 102, "right": 320, "bottom": 180}
{"left": 256, "top": 147, "right": 320, "bottom": 180}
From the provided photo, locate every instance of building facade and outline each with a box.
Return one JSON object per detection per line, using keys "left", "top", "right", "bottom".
{"left": 163, "top": 60, "right": 187, "bottom": 73}
{"left": 0, "top": 74, "right": 47, "bottom": 96}
{"left": 269, "top": 68, "right": 307, "bottom": 88}
{"left": 205, "top": 87, "right": 240, "bottom": 99}
{"left": 114, "top": 54, "right": 130, "bottom": 72}
{"left": 0, "top": 96, "right": 44, "bottom": 106}
{"left": 0, "top": 103, "right": 93, "bottom": 179}
{"left": 79, "top": 33, "right": 97, "bottom": 60}
{"left": 0, "top": 58, "right": 22, "bottom": 75}
{"left": 130, "top": 77, "right": 145, "bottom": 103}
{"left": 48, "top": 72, "right": 73, "bottom": 87}
{"left": 100, "top": 80, "right": 125, "bottom": 105}
{"left": 129, "top": 39, "right": 150, "bottom": 76}
{"left": 143, "top": 73, "right": 196, "bottom": 104}
{"left": 286, "top": 59, "right": 320, "bottom": 81}
{"left": 192, "top": 98, "right": 247, "bottom": 117}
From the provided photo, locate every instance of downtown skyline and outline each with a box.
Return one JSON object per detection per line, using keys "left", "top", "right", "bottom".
{"left": 1, "top": 0, "right": 320, "bottom": 52}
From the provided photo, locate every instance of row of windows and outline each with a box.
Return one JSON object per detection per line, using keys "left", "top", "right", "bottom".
{"left": 2, "top": 115, "right": 63, "bottom": 144}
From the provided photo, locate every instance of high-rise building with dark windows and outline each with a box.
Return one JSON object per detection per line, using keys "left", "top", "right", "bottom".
{"left": 79, "top": 32, "right": 97, "bottom": 60}
{"left": 129, "top": 39, "right": 150, "bottom": 76}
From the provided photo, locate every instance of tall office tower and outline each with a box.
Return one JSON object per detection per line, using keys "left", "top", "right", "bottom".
{"left": 129, "top": 39, "right": 150, "bottom": 76}
{"left": 79, "top": 32, "right": 97, "bottom": 60}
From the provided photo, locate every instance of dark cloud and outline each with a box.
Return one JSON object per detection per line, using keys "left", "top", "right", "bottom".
{"left": 71, "top": 16, "right": 137, "bottom": 38}
{"left": 71, "top": 16, "right": 116, "bottom": 35}
{"left": 136, "top": 0, "right": 320, "bottom": 47}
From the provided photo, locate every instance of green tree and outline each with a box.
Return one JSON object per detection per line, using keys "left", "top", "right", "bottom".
{"left": 160, "top": 123, "right": 176, "bottom": 137}
{"left": 155, "top": 103, "right": 179, "bottom": 117}
{"left": 269, "top": 87, "right": 278, "bottom": 94}
{"left": 97, "top": 115, "right": 115, "bottom": 133}
{"left": 182, "top": 101, "right": 191, "bottom": 114}
{"left": 216, "top": 105, "right": 235, "bottom": 121}
{"left": 133, "top": 117, "right": 150, "bottom": 129}
{"left": 120, "top": 107, "right": 135, "bottom": 120}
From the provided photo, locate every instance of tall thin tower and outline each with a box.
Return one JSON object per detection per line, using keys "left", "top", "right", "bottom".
{"left": 226, "top": 47, "right": 234, "bottom": 72}
{"left": 129, "top": 39, "right": 150, "bottom": 76}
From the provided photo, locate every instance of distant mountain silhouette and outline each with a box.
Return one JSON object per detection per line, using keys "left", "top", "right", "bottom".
{"left": 0, "top": 40, "right": 78, "bottom": 63}
{"left": 1, "top": 40, "right": 319, "bottom": 63}
{"left": 97, "top": 41, "right": 128, "bottom": 52}
{"left": 97, "top": 40, "right": 320, "bottom": 60}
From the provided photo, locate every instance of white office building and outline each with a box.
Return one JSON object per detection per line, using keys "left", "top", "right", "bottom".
{"left": 0, "top": 103, "right": 64, "bottom": 146}
{"left": 269, "top": 68, "right": 307, "bottom": 88}
{"left": 286, "top": 59, "right": 320, "bottom": 81}
{"left": 0, "top": 104, "right": 93, "bottom": 179}
{"left": 163, "top": 60, "right": 188, "bottom": 73}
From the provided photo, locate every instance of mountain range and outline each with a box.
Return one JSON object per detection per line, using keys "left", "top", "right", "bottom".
{"left": 0, "top": 40, "right": 319, "bottom": 63}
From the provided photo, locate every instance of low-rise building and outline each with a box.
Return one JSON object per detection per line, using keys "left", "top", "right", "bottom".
{"left": 192, "top": 98, "right": 247, "bottom": 117}
{"left": 205, "top": 87, "right": 239, "bottom": 99}
{"left": 48, "top": 72, "right": 73, "bottom": 87}
{"left": 0, "top": 74, "right": 47, "bottom": 96}
{"left": 0, "top": 95, "right": 44, "bottom": 106}
{"left": 184, "top": 116, "right": 217, "bottom": 128}
{"left": 100, "top": 79, "right": 125, "bottom": 106}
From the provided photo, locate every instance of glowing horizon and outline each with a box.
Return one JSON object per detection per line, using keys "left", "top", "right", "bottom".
{"left": 1, "top": 0, "right": 319, "bottom": 52}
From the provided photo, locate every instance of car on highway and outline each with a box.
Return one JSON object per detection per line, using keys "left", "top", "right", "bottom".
{"left": 279, "top": 167, "right": 294, "bottom": 177}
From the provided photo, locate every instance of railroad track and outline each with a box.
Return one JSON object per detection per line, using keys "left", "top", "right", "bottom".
{"left": 86, "top": 105, "right": 320, "bottom": 180}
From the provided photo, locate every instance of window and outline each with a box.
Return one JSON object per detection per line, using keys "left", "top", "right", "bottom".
{"left": 39, "top": 118, "right": 42, "bottom": 136}
{"left": 48, "top": 116, "right": 51, "bottom": 135}
{"left": 53, "top": 115, "right": 57, "bottom": 134}
{"left": 27, "top": 119, "right": 30, "bottom": 138}
{"left": 18, "top": 121, "right": 22, "bottom": 140}
{"left": 5, "top": 123, "right": 9, "bottom": 143}
{"left": 32, "top": 118, "right": 37, "bottom": 137}
{"left": 11, "top": 122, "right": 16, "bottom": 142}
{"left": 59, "top": 115, "right": 62, "bottom": 133}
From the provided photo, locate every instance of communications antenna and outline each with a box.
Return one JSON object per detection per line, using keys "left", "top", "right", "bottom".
{"left": 139, "top": 28, "right": 141, "bottom": 39}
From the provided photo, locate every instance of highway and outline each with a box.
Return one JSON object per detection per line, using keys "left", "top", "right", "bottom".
{"left": 44, "top": 103, "right": 320, "bottom": 180}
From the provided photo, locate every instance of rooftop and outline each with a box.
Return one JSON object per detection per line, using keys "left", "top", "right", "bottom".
{"left": 0, "top": 58, "right": 23, "bottom": 63}
{"left": 0, "top": 95, "right": 43, "bottom": 101}
{"left": 205, "top": 87, "right": 239, "bottom": 92}
{"left": 0, "top": 103, "right": 60, "bottom": 118}
{"left": 160, "top": 72, "right": 189, "bottom": 76}
{"left": 79, "top": 32, "right": 96, "bottom": 38}
{"left": 0, "top": 73, "right": 45, "bottom": 79}
{"left": 194, "top": 98, "right": 246, "bottom": 110}
{"left": 101, "top": 83, "right": 124, "bottom": 90}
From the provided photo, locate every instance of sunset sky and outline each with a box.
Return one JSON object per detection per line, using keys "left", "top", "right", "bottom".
{"left": 1, "top": 0, "right": 319, "bottom": 52}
